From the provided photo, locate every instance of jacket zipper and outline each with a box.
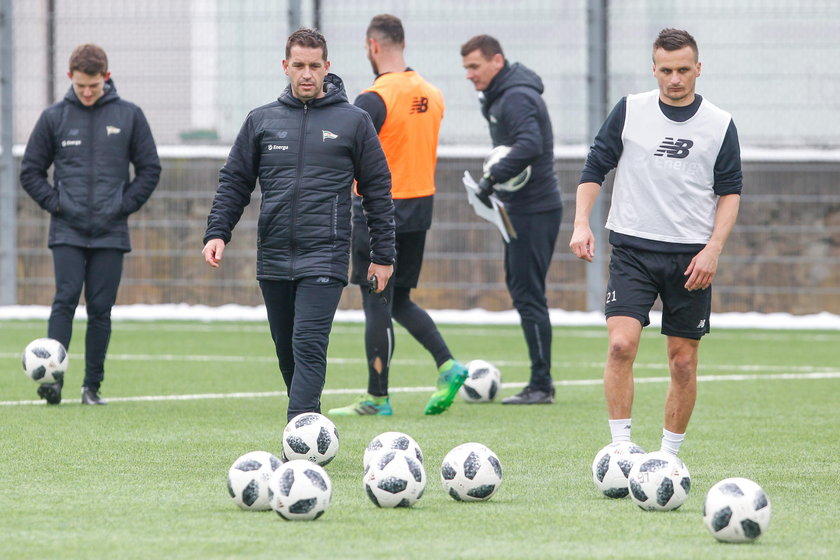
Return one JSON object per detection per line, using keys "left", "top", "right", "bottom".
{"left": 289, "top": 102, "right": 309, "bottom": 279}
{"left": 87, "top": 107, "right": 96, "bottom": 245}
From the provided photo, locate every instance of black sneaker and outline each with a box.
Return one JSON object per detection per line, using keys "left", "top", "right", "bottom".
{"left": 37, "top": 382, "right": 62, "bottom": 405}
{"left": 501, "top": 385, "right": 555, "bottom": 405}
{"left": 81, "top": 386, "right": 107, "bottom": 405}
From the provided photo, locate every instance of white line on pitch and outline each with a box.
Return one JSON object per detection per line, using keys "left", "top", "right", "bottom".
{"left": 1, "top": 351, "right": 838, "bottom": 375}
{"left": 1, "top": 371, "right": 838, "bottom": 407}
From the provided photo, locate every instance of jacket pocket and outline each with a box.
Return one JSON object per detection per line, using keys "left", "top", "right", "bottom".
{"left": 56, "top": 181, "right": 84, "bottom": 222}
{"left": 90, "top": 181, "right": 126, "bottom": 237}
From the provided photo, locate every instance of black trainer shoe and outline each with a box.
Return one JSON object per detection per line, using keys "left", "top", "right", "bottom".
{"left": 37, "top": 382, "right": 62, "bottom": 405}
{"left": 81, "top": 386, "right": 107, "bottom": 405}
{"left": 501, "top": 385, "right": 555, "bottom": 405}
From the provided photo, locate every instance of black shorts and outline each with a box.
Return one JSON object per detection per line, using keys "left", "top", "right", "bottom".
{"left": 350, "top": 226, "right": 427, "bottom": 289}
{"left": 605, "top": 246, "right": 711, "bottom": 339}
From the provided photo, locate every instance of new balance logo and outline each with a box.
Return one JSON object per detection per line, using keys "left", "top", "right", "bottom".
{"left": 654, "top": 137, "right": 693, "bottom": 159}
{"left": 410, "top": 96, "right": 429, "bottom": 114}
{"left": 696, "top": 319, "right": 706, "bottom": 329}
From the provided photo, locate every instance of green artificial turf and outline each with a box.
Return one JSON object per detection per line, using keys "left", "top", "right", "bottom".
{"left": 1, "top": 320, "right": 838, "bottom": 559}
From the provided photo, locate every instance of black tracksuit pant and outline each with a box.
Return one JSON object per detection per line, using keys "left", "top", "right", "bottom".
{"left": 49, "top": 246, "right": 124, "bottom": 390}
{"left": 505, "top": 209, "right": 562, "bottom": 392}
{"left": 259, "top": 277, "right": 344, "bottom": 421}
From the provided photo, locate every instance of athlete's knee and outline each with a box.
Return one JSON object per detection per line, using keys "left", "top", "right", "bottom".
{"left": 607, "top": 335, "right": 639, "bottom": 363}
{"left": 669, "top": 353, "right": 697, "bottom": 384}
{"left": 512, "top": 298, "right": 549, "bottom": 324}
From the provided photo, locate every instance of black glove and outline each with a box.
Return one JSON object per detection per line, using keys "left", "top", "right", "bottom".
{"left": 476, "top": 175, "right": 496, "bottom": 208}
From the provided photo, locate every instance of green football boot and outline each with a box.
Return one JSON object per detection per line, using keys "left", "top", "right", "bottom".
{"left": 424, "top": 359, "right": 468, "bottom": 415}
{"left": 327, "top": 394, "right": 392, "bottom": 416}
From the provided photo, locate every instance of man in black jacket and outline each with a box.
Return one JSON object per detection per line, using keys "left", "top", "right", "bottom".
{"left": 461, "top": 35, "right": 562, "bottom": 405}
{"left": 202, "top": 28, "right": 395, "bottom": 421}
{"left": 20, "top": 44, "right": 160, "bottom": 406}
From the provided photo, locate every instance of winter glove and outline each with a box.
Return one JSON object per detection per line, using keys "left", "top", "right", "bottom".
{"left": 476, "top": 174, "right": 496, "bottom": 209}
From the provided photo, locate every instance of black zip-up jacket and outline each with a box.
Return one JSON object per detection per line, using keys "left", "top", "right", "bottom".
{"left": 480, "top": 61, "right": 562, "bottom": 214}
{"left": 20, "top": 79, "right": 161, "bottom": 251}
{"left": 203, "top": 73, "right": 395, "bottom": 284}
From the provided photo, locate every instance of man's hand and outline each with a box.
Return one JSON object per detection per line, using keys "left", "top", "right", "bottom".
{"left": 683, "top": 245, "right": 720, "bottom": 291}
{"left": 476, "top": 175, "right": 495, "bottom": 209}
{"left": 367, "top": 263, "right": 394, "bottom": 293}
{"left": 202, "top": 239, "right": 226, "bottom": 268}
{"left": 569, "top": 224, "right": 596, "bottom": 263}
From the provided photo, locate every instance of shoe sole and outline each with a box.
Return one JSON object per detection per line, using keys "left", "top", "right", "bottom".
{"left": 327, "top": 404, "right": 392, "bottom": 416}
{"left": 328, "top": 410, "right": 392, "bottom": 417}
{"left": 36, "top": 385, "right": 62, "bottom": 405}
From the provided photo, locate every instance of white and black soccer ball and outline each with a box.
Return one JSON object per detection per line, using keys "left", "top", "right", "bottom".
{"left": 459, "top": 360, "right": 502, "bottom": 403}
{"left": 227, "top": 451, "right": 283, "bottom": 511}
{"left": 363, "top": 431, "right": 423, "bottom": 469}
{"left": 363, "top": 449, "right": 426, "bottom": 508}
{"left": 703, "top": 477, "right": 771, "bottom": 543}
{"left": 268, "top": 459, "right": 332, "bottom": 521}
{"left": 483, "top": 145, "right": 531, "bottom": 192}
{"left": 22, "top": 338, "right": 68, "bottom": 384}
{"left": 591, "top": 441, "right": 646, "bottom": 498}
{"left": 440, "top": 442, "right": 503, "bottom": 502}
{"left": 628, "top": 451, "right": 691, "bottom": 511}
{"left": 282, "top": 413, "right": 339, "bottom": 466}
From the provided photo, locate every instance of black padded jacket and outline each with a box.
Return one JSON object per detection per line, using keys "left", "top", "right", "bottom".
{"left": 203, "top": 73, "right": 395, "bottom": 283}
{"left": 20, "top": 79, "right": 160, "bottom": 251}
{"left": 480, "top": 61, "right": 562, "bottom": 214}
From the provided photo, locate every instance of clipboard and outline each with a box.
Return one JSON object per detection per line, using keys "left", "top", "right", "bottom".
{"left": 462, "top": 171, "right": 518, "bottom": 243}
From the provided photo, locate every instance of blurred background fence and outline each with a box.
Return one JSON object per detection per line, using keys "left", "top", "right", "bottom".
{"left": 3, "top": 0, "right": 840, "bottom": 314}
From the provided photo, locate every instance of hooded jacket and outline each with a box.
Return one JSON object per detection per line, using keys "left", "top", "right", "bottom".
{"left": 20, "top": 79, "right": 161, "bottom": 251}
{"left": 480, "top": 62, "right": 562, "bottom": 214}
{"left": 203, "top": 73, "right": 395, "bottom": 284}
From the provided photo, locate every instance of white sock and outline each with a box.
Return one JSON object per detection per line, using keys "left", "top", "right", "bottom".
{"left": 660, "top": 428, "right": 685, "bottom": 455}
{"left": 608, "top": 418, "right": 632, "bottom": 443}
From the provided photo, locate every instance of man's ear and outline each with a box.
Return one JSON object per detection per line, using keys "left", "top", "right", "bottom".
{"left": 492, "top": 52, "right": 504, "bottom": 69}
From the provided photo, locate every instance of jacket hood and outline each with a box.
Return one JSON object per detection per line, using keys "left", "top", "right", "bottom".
{"left": 279, "top": 73, "right": 348, "bottom": 107}
{"left": 482, "top": 62, "right": 544, "bottom": 106}
{"left": 63, "top": 78, "right": 120, "bottom": 108}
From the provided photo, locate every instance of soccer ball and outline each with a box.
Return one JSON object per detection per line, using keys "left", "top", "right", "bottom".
{"left": 483, "top": 145, "right": 531, "bottom": 192}
{"left": 227, "top": 451, "right": 283, "bottom": 511}
{"left": 591, "top": 441, "right": 646, "bottom": 498}
{"left": 282, "top": 413, "right": 339, "bottom": 466}
{"left": 459, "top": 360, "right": 502, "bottom": 403}
{"left": 22, "top": 338, "right": 68, "bottom": 384}
{"left": 363, "top": 449, "right": 426, "bottom": 508}
{"left": 703, "top": 478, "right": 772, "bottom": 543}
{"left": 268, "top": 459, "right": 332, "bottom": 521}
{"left": 440, "top": 442, "right": 503, "bottom": 502}
{"left": 628, "top": 451, "right": 691, "bottom": 511}
{"left": 363, "top": 431, "right": 423, "bottom": 469}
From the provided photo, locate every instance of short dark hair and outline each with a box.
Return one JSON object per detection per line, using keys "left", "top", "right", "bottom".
{"left": 367, "top": 14, "right": 404, "bottom": 46}
{"left": 285, "top": 27, "right": 328, "bottom": 61}
{"left": 460, "top": 34, "right": 504, "bottom": 59}
{"left": 68, "top": 44, "right": 108, "bottom": 75}
{"left": 652, "top": 28, "right": 698, "bottom": 62}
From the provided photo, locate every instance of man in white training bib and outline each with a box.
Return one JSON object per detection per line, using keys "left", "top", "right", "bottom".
{"left": 570, "top": 28, "right": 742, "bottom": 457}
